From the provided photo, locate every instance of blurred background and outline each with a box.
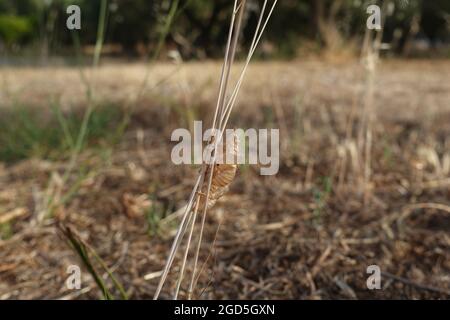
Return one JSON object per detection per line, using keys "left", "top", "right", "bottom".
{"left": 0, "top": 0, "right": 449, "bottom": 300}
{"left": 1, "top": 0, "right": 450, "bottom": 62}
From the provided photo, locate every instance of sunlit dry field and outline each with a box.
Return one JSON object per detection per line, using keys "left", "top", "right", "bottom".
{"left": 0, "top": 59, "right": 449, "bottom": 299}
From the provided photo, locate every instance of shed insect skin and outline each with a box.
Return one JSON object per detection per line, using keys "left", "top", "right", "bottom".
{"left": 198, "top": 133, "right": 238, "bottom": 210}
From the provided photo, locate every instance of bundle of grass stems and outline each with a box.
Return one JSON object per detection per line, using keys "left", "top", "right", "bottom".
{"left": 153, "top": 0, "right": 278, "bottom": 300}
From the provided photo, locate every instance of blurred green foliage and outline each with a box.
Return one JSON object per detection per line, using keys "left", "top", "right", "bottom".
{"left": 0, "top": 0, "right": 449, "bottom": 58}
{"left": 0, "top": 103, "right": 123, "bottom": 163}
{"left": 0, "top": 15, "right": 33, "bottom": 45}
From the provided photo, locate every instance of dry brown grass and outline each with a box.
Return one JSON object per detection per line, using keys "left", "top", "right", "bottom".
{"left": 0, "top": 59, "right": 449, "bottom": 299}
{"left": 2, "top": 59, "right": 449, "bottom": 115}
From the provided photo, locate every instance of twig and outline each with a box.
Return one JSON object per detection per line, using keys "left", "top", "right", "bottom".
{"left": 381, "top": 271, "right": 450, "bottom": 296}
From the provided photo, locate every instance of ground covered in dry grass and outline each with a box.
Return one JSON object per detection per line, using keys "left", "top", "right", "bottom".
{"left": 0, "top": 60, "right": 449, "bottom": 299}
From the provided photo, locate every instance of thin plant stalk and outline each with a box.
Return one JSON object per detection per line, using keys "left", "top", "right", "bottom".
{"left": 210, "top": 0, "right": 240, "bottom": 133}
{"left": 155, "top": 1, "right": 242, "bottom": 299}
{"left": 153, "top": 0, "right": 278, "bottom": 300}
{"left": 187, "top": 0, "right": 251, "bottom": 298}
{"left": 153, "top": 175, "right": 202, "bottom": 299}
{"left": 44, "top": 2, "right": 108, "bottom": 218}
{"left": 215, "top": 0, "right": 246, "bottom": 124}
{"left": 117, "top": 0, "right": 181, "bottom": 141}
{"left": 93, "top": 0, "right": 108, "bottom": 68}
{"left": 360, "top": 1, "right": 387, "bottom": 205}
{"left": 136, "top": 0, "right": 180, "bottom": 100}
{"left": 173, "top": 200, "right": 200, "bottom": 299}
{"left": 188, "top": 0, "right": 267, "bottom": 299}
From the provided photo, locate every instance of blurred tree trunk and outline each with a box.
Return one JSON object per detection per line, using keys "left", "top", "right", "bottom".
{"left": 314, "top": 0, "right": 345, "bottom": 50}
{"left": 400, "top": 13, "right": 421, "bottom": 55}
{"left": 39, "top": 4, "right": 58, "bottom": 65}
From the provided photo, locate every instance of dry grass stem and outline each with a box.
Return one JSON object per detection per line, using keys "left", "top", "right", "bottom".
{"left": 153, "top": 0, "right": 278, "bottom": 300}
